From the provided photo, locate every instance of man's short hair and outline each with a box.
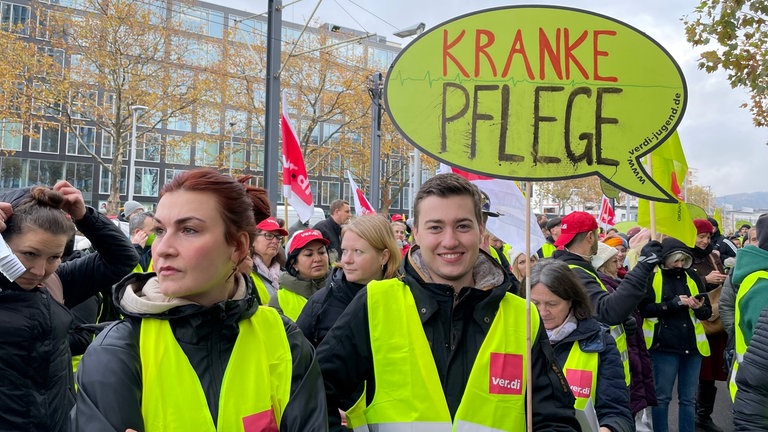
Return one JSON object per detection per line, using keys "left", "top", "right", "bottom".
{"left": 329, "top": 199, "right": 349, "bottom": 215}
{"left": 564, "top": 230, "right": 593, "bottom": 250}
{"left": 413, "top": 173, "right": 482, "bottom": 227}
{"left": 128, "top": 211, "right": 151, "bottom": 233}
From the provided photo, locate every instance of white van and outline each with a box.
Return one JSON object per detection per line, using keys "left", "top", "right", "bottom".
{"left": 276, "top": 205, "right": 326, "bottom": 229}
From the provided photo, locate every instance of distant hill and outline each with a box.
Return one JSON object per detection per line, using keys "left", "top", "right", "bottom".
{"left": 716, "top": 192, "right": 768, "bottom": 210}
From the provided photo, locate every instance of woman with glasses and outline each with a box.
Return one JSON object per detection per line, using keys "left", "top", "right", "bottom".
{"left": 269, "top": 229, "right": 331, "bottom": 321}
{"left": 248, "top": 217, "right": 287, "bottom": 304}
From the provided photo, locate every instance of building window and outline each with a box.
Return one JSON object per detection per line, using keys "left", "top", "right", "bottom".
{"left": 1, "top": 2, "right": 30, "bottom": 35}
{"left": 195, "top": 140, "right": 219, "bottom": 167}
{"left": 167, "top": 113, "right": 192, "bottom": 131}
{"left": 249, "top": 143, "right": 263, "bottom": 171}
{"left": 0, "top": 119, "right": 22, "bottom": 151}
{"left": 32, "top": 82, "right": 62, "bottom": 115}
{"left": 70, "top": 89, "right": 98, "bottom": 119}
{"left": 65, "top": 161, "right": 93, "bottom": 192}
{"left": 99, "top": 165, "right": 126, "bottom": 195}
{"left": 27, "top": 158, "right": 64, "bottom": 186}
{"left": 163, "top": 168, "right": 186, "bottom": 187}
{"left": 228, "top": 15, "right": 266, "bottom": 45}
{"left": 36, "top": 7, "right": 49, "bottom": 39}
{"left": 390, "top": 186, "right": 401, "bottom": 209}
{"left": 67, "top": 125, "right": 96, "bottom": 156}
{"left": 136, "top": 132, "right": 161, "bottom": 162}
{"left": 132, "top": 167, "right": 159, "bottom": 197}
{"left": 321, "top": 181, "right": 340, "bottom": 206}
{"left": 173, "top": 5, "right": 224, "bottom": 38}
{"left": 224, "top": 141, "right": 245, "bottom": 170}
{"left": 401, "top": 186, "right": 411, "bottom": 211}
{"left": 165, "top": 136, "right": 190, "bottom": 165}
{"left": 30, "top": 122, "right": 60, "bottom": 153}
{"left": 0, "top": 157, "right": 24, "bottom": 189}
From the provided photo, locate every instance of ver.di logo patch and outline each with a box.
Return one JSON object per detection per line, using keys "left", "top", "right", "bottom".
{"left": 489, "top": 352, "right": 523, "bottom": 395}
{"left": 566, "top": 368, "right": 593, "bottom": 399}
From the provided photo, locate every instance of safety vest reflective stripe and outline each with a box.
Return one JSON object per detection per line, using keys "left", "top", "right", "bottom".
{"left": 359, "top": 279, "right": 538, "bottom": 431}
{"left": 139, "top": 307, "right": 292, "bottom": 431}
{"left": 563, "top": 341, "right": 599, "bottom": 411}
{"left": 353, "top": 420, "right": 515, "bottom": 432}
{"left": 276, "top": 288, "right": 308, "bottom": 321}
{"left": 249, "top": 272, "right": 272, "bottom": 305}
{"left": 567, "top": 264, "right": 630, "bottom": 386}
{"left": 643, "top": 271, "right": 711, "bottom": 357}
{"left": 730, "top": 270, "right": 768, "bottom": 401}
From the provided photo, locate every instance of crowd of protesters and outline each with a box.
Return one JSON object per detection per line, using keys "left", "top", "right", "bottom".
{"left": 1, "top": 170, "right": 765, "bottom": 431}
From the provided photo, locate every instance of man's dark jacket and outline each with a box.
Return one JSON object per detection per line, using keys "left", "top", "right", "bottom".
{"left": 317, "top": 247, "right": 580, "bottom": 431}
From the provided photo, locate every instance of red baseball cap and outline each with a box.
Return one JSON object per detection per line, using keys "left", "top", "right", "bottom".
{"left": 256, "top": 217, "right": 288, "bottom": 237}
{"left": 287, "top": 229, "right": 329, "bottom": 253}
{"left": 554, "top": 211, "right": 598, "bottom": 247}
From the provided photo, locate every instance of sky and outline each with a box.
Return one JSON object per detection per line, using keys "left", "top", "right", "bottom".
{"left": 215, "top": 0, "right": 766, "bottom": 197}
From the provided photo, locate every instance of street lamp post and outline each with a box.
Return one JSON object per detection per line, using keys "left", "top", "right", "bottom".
{"left": 369, "top": 72, "right": 383, "bottom": 211}
{"left": 128, "top": 105, "right": 148, "bottom": 202}
{"left": 228, "top": 121, "right": 236, "bottom": 176}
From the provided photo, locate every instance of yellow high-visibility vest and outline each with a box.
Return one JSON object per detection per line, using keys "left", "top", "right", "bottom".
{"left": 347, "top": 278, "right": 539, "bottom": 431}
{"left": 642, "top": 271, "right": 710, "bottom": 357}
{"left": 563, "top": 341, "right": 599, "bottom": 411}
{"left": 249, "top": 272, "right": 271, "bottom": 305}
{"left": 139, "top": 307, "right": 291, "bottom": 431}
{"left": 275, "top": 289, "right": 308, "bottom": 321}
{"left": 730, "top": 270, "right": 768, "bottom": 401}
{"left": 567, "top": 264, "right": 630, "bottom": 385}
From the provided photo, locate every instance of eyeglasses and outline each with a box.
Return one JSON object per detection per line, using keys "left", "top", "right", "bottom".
{"left": 257, "top": 232, "right": 283, "bottom": 242}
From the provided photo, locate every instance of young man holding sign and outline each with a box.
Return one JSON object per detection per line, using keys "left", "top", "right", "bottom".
{"left": 316, "top": 173, "right": 579, "bottom": 431}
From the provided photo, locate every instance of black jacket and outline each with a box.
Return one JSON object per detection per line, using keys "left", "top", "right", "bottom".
{"left": 733, "top": 305, "right": 768, "bottom": 429}
{"left": 316, "top": 247, "right": 579, "bottom": 431}
{"left": 551, "top": 318, "right": 634, "bottom": 432}
{"left": 554, "top": 250, "right": 655, "bottom": 326}
{"left": 0, "top": 202, "right": 138, "bottom": 432}
{"left": 638, "top": 239, "right": 712, "bottom": 355}
{"left": 296, "top": 267, "right": 364, "bottom": 347}
{"left": 72, "top": 273, "right": 327, "bottom": 432}
{"left": 313, "top": 217, "right": 342, "bottom": 259}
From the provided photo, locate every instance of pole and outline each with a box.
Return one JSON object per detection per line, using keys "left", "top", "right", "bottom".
{"left": 128, "top": 105, "right": 147, "bottom": 202}
{"left": 369, "top": 72, "right": 382, "bottom": 211}
{"left": 228, "top": 121, "right": 236, "bottom": 176}
{"left": 524, "top": 181, "right": 533, "bottom": 432}
{"left": 263, "top": 0, "right": 282, "bottom": 214}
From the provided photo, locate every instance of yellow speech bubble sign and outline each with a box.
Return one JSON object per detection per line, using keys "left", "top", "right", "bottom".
{"left": 384, "top": 6, "right": 686, "bottom": 202}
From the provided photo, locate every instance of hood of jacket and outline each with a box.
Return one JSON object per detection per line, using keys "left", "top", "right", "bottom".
{"left": 406, "top": 245, "right": 506, "bottom": 292}
{"left": 113, "top": 271, "right": 257, "bottom": 321}
{"left": 732, "top": 245, "right": 768, "bottom": 285}
{"left": 278, "top": 270, "right": 327, "bottom": 299}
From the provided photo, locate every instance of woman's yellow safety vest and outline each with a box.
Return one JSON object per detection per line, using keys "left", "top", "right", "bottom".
{"left": 567, "top": 265, "right": 630, "bottom": 386}
{"left": 562, "top": 341, "right": 599, "bottom": 411}
{"left": 275, "top": 289, "right": 308, "bottom": 321}
{"left": 730, "top": 270, "right": 768, "bottom": 401}
{"left": 642, "top": 271, "right": 710, "bottom": 357}
{"left": 249, "top": 272, "right": 272, "bottom": 305}
{"left": 139, "top": 306, "right": 291, "bottom": 432}
{"left": 347, "top": 278, "right": 540, "bottom": 432}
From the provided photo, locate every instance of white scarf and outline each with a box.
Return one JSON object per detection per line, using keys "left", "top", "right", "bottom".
{"left": 546, "top": 311, "right": 578, "bottom": 344}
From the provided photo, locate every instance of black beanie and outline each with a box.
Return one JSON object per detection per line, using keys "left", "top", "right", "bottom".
{"left": 756, "top": 213, "right": 768, "bottom": 252}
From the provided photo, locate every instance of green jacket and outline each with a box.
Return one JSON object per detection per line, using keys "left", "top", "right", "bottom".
{"left": 732, "top": 245, "right": 768, "bottom": 346}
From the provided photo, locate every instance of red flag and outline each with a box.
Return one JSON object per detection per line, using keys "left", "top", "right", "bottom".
{"left": 598, "top": 196, "right": 615, "bottom": 229}
{"left": 347, "top": 171, "right": 375, "bottom": 215}
{"left": 281, "top": 96, "right": 315, "bottom": 223}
